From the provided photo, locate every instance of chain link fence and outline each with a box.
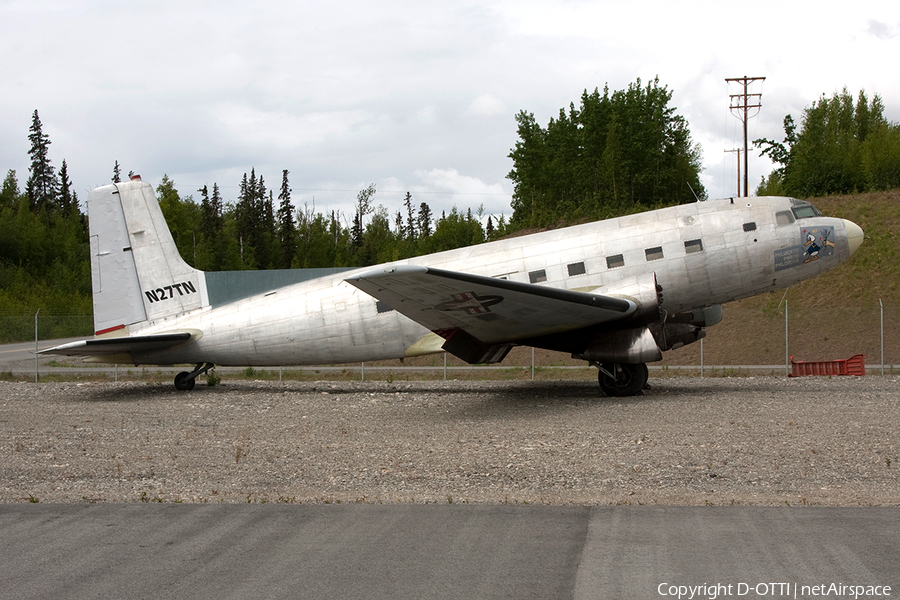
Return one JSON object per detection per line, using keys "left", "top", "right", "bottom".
{"left": 657, "top": 301, "right": 899, "bottom": 374}
{"left": 0, "top": 314, "right": 93, "bottom": 344}
{"left": 3, "top": 305, "right": 898, "bottom": 381}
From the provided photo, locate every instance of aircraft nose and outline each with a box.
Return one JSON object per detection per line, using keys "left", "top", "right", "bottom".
{"left": 843, "top": 219, "right": 864, "bottom": 255}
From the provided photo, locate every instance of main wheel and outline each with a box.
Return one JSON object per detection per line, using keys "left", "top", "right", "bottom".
{"left": 598, "top": 362, "right": 648, "bottom": 397}
{"left": 174, "top": 371, "right": 196, "bottom": 391}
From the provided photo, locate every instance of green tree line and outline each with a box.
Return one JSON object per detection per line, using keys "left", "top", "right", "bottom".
{"left": 755, "top": 88, "right": 900, "bottom": 196}
{"left": 1, "top": 111, "right": 91, "bottom": 337}
{"left": 0, "top": 110, "right": 512, "bottom": 339}
{"left": 7, "top": 83, "right": 896, "bottom": 340}
{"left": 154, "top": 170, "right": 508, "bottom": 273}
{"left": 507, "top": 77, "right": 706, "bottom": 229}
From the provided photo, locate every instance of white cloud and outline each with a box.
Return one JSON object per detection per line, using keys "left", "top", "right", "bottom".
{"left": 3, "top": 0, "right": 900, "bottom": 216}
{"left": 209, "top": 104, "right": 370, "bottom": 149}
{"left": 467, "top": 95, "right": 506, "bottom": 117}
{"left": 412, "top": 167, "right": 511, "bottom": 216}
{"left": 867, "top": 19, "right": 897, "bottom": 39}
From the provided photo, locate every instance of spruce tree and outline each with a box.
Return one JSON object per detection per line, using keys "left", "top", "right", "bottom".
{"left": 276, "top": 169, "right": 297, "bottom": 269}
{"left": 264, "top": 189, "right": 277, "bottom": 268}
{"left": 351, "top": 184, "right": 376, "bottom": 250}
{"left": 25, "top": 110, "right": 59, "bottom": 213}
{"left": 235, "top": 171, "right": 260, "bottom": 268}
{"left": 58, "top": 159, "right": 75, "bottom": 215}
{"left": 394, "top": 210, "right": 404, "bottom": 239}
{"left": 1, "top": 170, "right": 21, "bottom": 211}
{"left": 403, "top": 192, "right": 416, "bottom": 241}
{"left": 203, "top": 183, "right": 226, "bottom": 269}
{"left": 417, "top": 202, "right": 433, "bottom": 238}
{"left": 259, "top": 175, "right": 272, "bottom": 228}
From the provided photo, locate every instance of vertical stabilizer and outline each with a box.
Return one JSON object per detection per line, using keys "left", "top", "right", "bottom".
{"left": 88, "top": 180, "right": 205, "bottom": 334}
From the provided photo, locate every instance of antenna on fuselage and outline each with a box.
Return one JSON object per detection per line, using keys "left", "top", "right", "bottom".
{"left": 686, "top": 181, "right": 702, "bottom": 202}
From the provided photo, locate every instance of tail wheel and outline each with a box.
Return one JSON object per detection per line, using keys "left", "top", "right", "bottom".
{"left": 598, "top": 362, "right": 648, "bottom": 397}
{"left": 173, "top": 363, "right": 214, "bottom": 391}
{"left": 174, "top": 371, "right": 196, "bottom": 391}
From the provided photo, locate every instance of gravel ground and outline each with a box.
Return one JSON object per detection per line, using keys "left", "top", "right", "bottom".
{"left": 1, "top": 376, "right": 898, "bottom": 506}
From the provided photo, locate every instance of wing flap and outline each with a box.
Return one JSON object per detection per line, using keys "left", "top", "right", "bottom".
{"left": 345, "top": 265, "right": 637, "bottom": 345}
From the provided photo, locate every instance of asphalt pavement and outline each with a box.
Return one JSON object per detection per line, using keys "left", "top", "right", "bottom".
{"left": 1, "top": 505, "right": 896, "bottom": 599}
{"left": 3, "top": 340, "right": 898, "bottom": 599}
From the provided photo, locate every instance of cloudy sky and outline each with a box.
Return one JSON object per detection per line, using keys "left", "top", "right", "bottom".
{"left": 2, "top": 0, "right": 899, "bottom": 223}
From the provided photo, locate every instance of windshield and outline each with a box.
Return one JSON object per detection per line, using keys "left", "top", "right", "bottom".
{"left": 790, "top": 199, "right": 823, "bottom": 219}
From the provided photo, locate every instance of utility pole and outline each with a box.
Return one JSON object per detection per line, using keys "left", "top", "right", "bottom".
{"left": 724, "top": 148, "right": 741, "bottom": 197}
{"left": 726, "top": 76, "right": 765, "bottom": 197}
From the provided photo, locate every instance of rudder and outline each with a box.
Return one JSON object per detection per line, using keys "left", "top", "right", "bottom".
{"left": 88, "top": 178, "right": 206, "bottom": 335}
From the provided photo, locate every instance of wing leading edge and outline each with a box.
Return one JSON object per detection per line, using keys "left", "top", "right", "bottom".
{"left": 345, "top": 265, "right": 638, "bottom": 363}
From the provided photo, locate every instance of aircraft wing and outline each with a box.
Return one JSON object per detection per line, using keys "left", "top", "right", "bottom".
{"left": 39, "top": 332, "right": 194, "bottom": 357}
{"left": 346, "top": 265, "right": 637, "bottom": 355}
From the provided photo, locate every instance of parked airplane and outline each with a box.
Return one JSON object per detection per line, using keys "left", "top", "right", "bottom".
{"left": 41, "top": 178, "right": 863, "bottom": 395}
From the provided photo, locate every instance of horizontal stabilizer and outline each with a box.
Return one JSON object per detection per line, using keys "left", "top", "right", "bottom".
{"left": 39, "top": 332, "right": 194, "bottom": 357}
{"left": 345, "top": 265, "right": 637, "bottom": 346}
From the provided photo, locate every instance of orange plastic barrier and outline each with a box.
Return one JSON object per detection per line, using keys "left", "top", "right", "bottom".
{"left": 789, "top": 354, "right": 866, "bottom": 377}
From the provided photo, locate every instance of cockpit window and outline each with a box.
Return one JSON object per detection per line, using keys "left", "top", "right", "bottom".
{"left": 792, "top": 205, "right": 823, "bottom": 219}
{"left": 790, "top": 199, "right": 823, "bottom": 219}
{"left": 775, "top": 211, "right": 795, "bottom": 226}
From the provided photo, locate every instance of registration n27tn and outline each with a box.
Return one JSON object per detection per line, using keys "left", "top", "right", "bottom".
{"left": 42, "top": 179, "right": 863, "bottom": 395}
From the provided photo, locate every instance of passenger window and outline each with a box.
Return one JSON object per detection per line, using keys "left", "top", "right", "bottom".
{"left": 567, "top": 262, "right": 586, "bottom": 277}
{"left": 743, "top": 222, "right": 757, "bottom": 232}
{"left": 645, "top": 247, "right": 664, "bottom": 261}
{"left": 376, "top": 301, "right": 394, "bottom": 314}
{"left": 684, "top": 239, "right": 703, "bottom": 254}
{"left": 606, "top": 254, "right": 624, "bottom": 269}
{"left": 775, "top": 211, "right": 794, "bottom": 226}
{"left": 529, "top": 269, "right": 547, "bottom": 284}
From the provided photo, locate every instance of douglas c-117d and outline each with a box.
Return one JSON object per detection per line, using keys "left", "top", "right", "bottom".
{"left": 41, "top": 178, "right": 863, "bottom": 395}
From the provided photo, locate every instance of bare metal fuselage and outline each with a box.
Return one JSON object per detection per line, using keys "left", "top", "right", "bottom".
{"left": 122, "top": 196, "right": 860, "bottom": 367}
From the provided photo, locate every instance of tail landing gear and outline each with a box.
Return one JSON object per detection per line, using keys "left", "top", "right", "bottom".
{"left": 174, "top": 362, "right": 215, "bottom": 391}
{"left": 596, "top": 362, "right": 648, "bottom": 397}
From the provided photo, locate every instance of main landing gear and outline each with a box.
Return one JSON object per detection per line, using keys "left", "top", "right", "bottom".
{"left": 174, "top": 362, "right": 215, "bottom": 391}
{"left": 596, "top": 362, "right": 648, "bottom": 397}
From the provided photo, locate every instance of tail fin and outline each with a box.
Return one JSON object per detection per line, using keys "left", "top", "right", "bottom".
{"left": 88, "top": 178, "right": 206, "bottom": 335}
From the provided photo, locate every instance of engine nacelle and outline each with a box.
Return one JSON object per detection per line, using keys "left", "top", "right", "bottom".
{"left": 577, "top": 325, "right": 663, "bottom": 364}
{"left": 575, "top": 276, "right": 715, "bottom": 362}
{"left": 589, "top": 272, "right": 663, "bottom": 326}
{"left": 573, "top": 273, "right": 665, "bottom": 363}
